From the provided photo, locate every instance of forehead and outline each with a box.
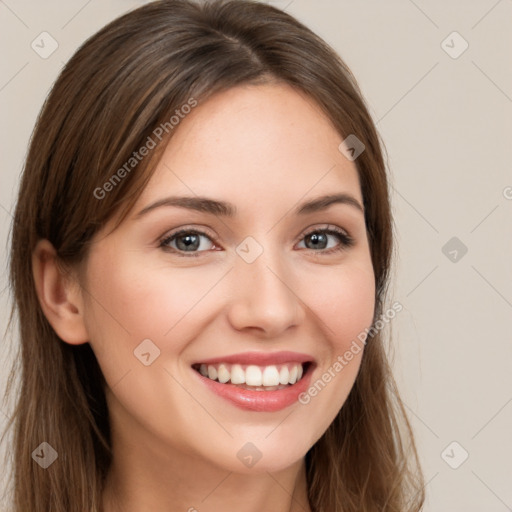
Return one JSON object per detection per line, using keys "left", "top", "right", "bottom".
{"left": 136, "top": 83, "right": 362, "bottom": 215}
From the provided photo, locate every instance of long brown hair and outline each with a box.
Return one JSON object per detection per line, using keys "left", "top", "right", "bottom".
{"left": 2, "top": 1, "right": 425, "bottom": 510}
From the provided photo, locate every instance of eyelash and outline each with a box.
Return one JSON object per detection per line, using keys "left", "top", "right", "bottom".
{"left": 159, "top": 225, "right": 355, "bottom": 258}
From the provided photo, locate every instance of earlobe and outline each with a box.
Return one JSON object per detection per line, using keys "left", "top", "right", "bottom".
{"left": 32, "top": 239, "right": 89, "bottom": 345}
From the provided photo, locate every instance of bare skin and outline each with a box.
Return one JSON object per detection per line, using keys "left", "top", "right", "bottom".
{"left": 33, "top": 82, "right": 375, "bottom": 512}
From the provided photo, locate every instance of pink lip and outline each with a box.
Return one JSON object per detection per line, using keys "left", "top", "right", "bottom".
{"left": 192, "top": 350, "right": 314, "bottom": 366}
{"left": 191, "top": 361, "right": 315, "bottom": 412}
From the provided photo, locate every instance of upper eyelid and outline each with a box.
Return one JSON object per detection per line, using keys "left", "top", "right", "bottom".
{"left": 301, "top": 224, "right": 350, "bottom": 236}
{"left": 160, "top": 224, "right": 353, "bottom": 248}
{"left": 160, "top": 226, "right": 218, "bottom": 244}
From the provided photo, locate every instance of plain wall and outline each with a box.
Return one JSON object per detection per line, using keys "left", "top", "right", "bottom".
{"left": 1, "top": 0, "right": 511, "bottom": 510}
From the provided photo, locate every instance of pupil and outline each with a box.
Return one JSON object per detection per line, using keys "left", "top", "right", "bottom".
{"left": 307, "top": 233, "right": 327, "bottom": 249}
{"left": 177, "top": 233, "right": 199, "bottom": 251}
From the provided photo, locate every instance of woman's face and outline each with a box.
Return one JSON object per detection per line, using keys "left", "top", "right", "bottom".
{"left": 81, "top": 82, "right": 375, "bottom": 473}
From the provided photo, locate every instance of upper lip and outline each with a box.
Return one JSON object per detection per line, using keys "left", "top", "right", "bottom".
{"left": 192, "top": 351, "right": 315, "bottom": 366}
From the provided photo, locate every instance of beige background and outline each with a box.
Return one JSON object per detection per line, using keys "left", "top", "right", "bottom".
{"left": 1, "top": 0, "right": 511, "bottom": 510}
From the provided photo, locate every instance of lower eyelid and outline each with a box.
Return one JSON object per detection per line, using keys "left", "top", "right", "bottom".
{"left": 299, "top": 229, "right": 354, "bottom": 251}
{"left": 160, "top": 230, "right": 216, "bottom": 252}
{"left": 160, "top": 226, "right": 354, "bottom": 255}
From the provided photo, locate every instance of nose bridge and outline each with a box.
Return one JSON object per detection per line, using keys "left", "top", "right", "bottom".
{"left": 227, "top": 237, "right": 302, "bottom": 334}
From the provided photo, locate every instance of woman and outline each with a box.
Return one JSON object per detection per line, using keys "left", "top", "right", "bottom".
{"left": 3, "top": 0, "right": 425, "bottom": 510}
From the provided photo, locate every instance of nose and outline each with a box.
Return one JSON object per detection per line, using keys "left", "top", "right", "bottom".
{"left": 226, "top": 248, "right": 305, "bottom": 337}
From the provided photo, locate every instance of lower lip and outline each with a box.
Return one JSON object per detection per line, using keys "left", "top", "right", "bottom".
{"left": 192, "top": 364, "right": 314, "bottom": 412}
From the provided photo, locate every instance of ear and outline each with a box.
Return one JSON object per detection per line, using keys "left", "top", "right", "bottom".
{"left": 32, "top": 239, "right": 89, "bottom": 345}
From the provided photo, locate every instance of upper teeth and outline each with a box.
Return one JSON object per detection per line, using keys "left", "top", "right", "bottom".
{"left": 197, "top": 363, "right": 304, "bottom": 386}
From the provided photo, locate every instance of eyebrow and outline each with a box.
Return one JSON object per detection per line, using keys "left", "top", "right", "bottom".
{"left": 135, "top": 193, "right": 364, "bottom": 219}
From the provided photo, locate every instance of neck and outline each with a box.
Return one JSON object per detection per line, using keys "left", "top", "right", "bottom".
{"left": 101, "top": 405, "right": 311, "bottom": 512}
{"left": 102, "top": 450, "right": 311, "bottom": 512}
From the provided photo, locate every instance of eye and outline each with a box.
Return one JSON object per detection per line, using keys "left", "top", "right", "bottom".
{"left": 296, "top": 225, "right": 354, "bottom": 255}
{"left": 159, "top": 224, "right": 355, "bottom": 258}
{"left": 159, "top": 228, "right": 217, "bottom": 257}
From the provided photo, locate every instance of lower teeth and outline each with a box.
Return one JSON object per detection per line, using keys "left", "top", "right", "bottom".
{"left": 230, "top": 383, "right": 290, "bottom": 391}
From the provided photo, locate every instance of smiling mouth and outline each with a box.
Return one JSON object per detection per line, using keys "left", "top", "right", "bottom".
{"left": 191, "top": 361, "right": 312, "bottom": 391}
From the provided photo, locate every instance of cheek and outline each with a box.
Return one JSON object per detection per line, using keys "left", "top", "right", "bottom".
{"left": 84, "top": 244, "right": 375, "bottom": 371}
{"left": 290, "top": 263, "right": 375, "bottom": 443}
{"left": 306, "top": 261, "right": 376, "bottom": 349}
{"left": 79, "top": 242, "right": 377, "bottom": 468}
{"left": 84, "top": 250, "right": 204, "bottom": 335}
{"left": 81, "top": 251, "right": 221, "bottom": 372}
